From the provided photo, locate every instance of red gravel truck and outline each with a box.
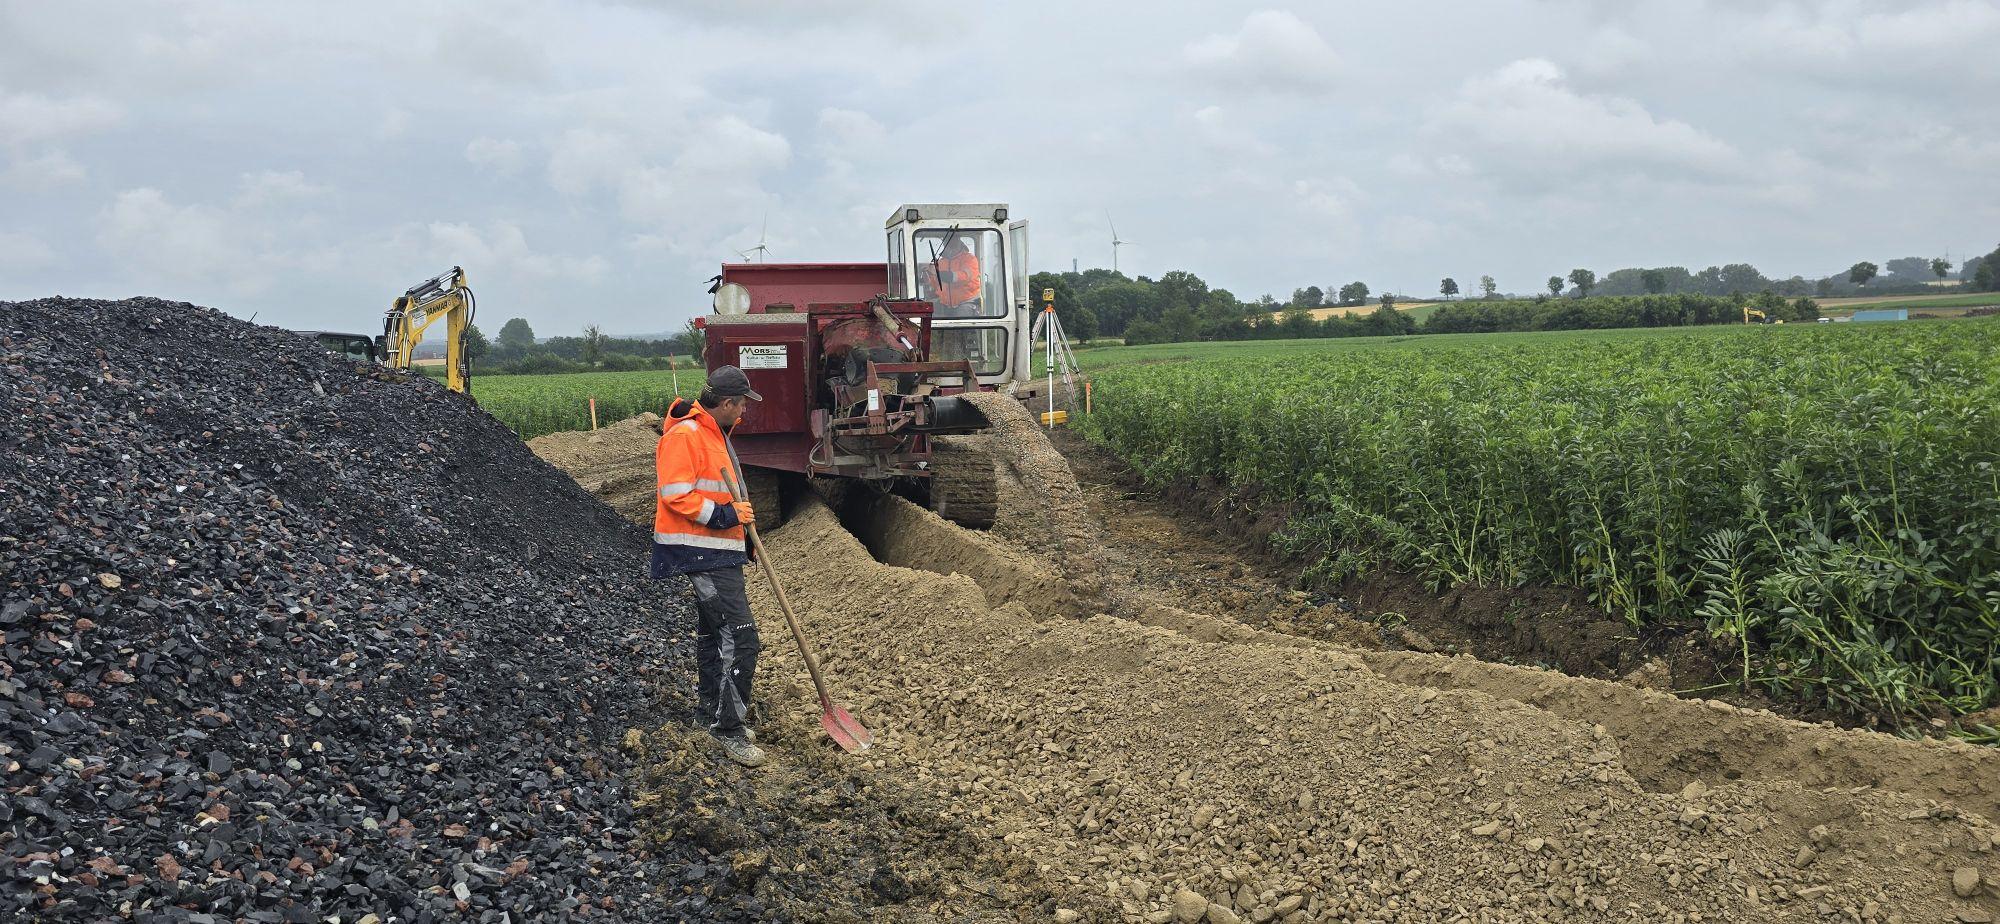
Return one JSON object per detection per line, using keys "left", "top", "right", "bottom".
{"left": 700, "top": 203, "right": 1033, "bottom": 528}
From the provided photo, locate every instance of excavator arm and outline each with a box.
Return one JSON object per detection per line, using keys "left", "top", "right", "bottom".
{"left": 382, "top": 266, "right": 476, "bottom": 394}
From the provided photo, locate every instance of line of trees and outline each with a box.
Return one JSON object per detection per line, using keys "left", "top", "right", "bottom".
{"left": 451, "top": 240, "right": 2000, "bottom": 372}
{"left": 456, "top": 317, "right": 706, "bottom": 375}
{"left": 1423, "top": 291, "right": 1819, "bottom": 334}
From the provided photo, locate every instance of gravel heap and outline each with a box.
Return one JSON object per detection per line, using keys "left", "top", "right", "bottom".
{"left": 0, "top": 298, "right": 718, "bottom": 921}
{"left": 526, "top": 414, "right": 663, "bottom": 527}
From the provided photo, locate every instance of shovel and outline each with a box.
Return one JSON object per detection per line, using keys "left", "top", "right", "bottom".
{"left": 718, "top": 466, "right": 873, "bottom": 754}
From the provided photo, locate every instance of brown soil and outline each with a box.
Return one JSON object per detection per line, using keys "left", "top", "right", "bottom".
{"left": 534, "top": 411, "right": 2000, "bottom": 923}
{"left": 526, "top": 413, "right": 662, "bottom": 524}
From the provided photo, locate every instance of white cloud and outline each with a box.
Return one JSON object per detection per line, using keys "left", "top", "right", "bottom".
{"left": 1190, "top": 105, "right": 1275, "bottom": 157}
{"left": 3, "top": 149, "right": 87, "bottom": 187}
{"left": 547, "top": 127, "right": 636, "bottom": 198}
{"left": 97, "top": 188, "right": 246, "bottom": 284}
{"left": 235, "top": 170, "right": 330, "bottom": 207}
{"left": 421, "top": 220, "right": 609, "bottom": 283}
{"left": 377, "top": 107, "right": 413, "bottom": 141}
{"left": 435, "top": 21, "right": 551, "bottom": 85}
{"left": 0, "top": 88, "right": 121, "bottom": 146}
{"left": 95, "top": 185, "right": 340, "bottom": 296}
{"left": 1433, "top": 58, "right": 1743, "bottom": 184}
{"left": 546, "top": 114, "right": 790, "bottom": 259}
{"left": 1735, "top": 0, "right": 2000, "bottom": 63}
{"left": 1290, "top": 177, "right": 1361, "bottom": 221}
{"left": 1379, "top": 215, "right": 1445, "bottom": 253}
{"left": 1184, "top": 10, "right": 1339, "bottom": 94}
{"left": 4, "top": 1, "right": 1997, "bottom": 330}
{"left": 817, "top": 108, "right": 884, "bottom": 146}
{"left": 466, "top": 137, "right": 527, "bottom": 175}
{"left": 0, "top": 230, "right": 57, "bottom": 272}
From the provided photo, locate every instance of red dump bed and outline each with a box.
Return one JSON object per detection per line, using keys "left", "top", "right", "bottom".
{"left": 720, "top": 262, "right": 887, "bottom": 313}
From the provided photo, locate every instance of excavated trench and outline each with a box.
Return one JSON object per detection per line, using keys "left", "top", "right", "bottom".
{"left": 531, "top": 395, "right": 2000, "bottom": 923}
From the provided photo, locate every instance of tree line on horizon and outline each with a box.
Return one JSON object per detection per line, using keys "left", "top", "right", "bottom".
{"left": 445, "top": 241, "right": 2000, "bottom": 371}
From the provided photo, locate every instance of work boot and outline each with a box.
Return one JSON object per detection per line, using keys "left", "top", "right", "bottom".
{"left": 713, "top": 733, "right": 767, "bottom": 768}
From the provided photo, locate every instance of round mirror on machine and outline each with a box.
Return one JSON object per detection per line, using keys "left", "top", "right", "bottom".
{"left": 714, "top": 282, "right": 752, "bottom": 316}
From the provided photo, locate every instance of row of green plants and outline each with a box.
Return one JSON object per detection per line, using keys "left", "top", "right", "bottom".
{"left": 1079, "top": 321, "right": 2000, "bottom": 730}
{"left": 474, "top": 369, "right": 695, "bottom": 439}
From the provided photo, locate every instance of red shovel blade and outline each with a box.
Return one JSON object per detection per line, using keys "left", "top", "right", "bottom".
{"left": 821, "top": 701, "right": 873, "bottom": 753}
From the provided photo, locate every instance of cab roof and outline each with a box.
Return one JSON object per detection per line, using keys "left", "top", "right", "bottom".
{"left": 885, "top": 203, "right": 1010, "bottom": 228}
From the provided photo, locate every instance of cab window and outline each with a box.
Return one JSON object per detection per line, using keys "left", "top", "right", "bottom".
{"left": 913, "top": 228, "right": 1005, "bottom": 319}
{"left": 931, "top": 326, "right": 1009, "bottom": 376}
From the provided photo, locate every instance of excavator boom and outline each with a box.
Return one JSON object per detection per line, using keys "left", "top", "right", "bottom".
{"left": 383, "top": 266, "right": 476, "bottom": 394}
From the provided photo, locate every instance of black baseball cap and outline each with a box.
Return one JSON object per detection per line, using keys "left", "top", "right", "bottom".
{"left": 707, "top": 365, "right": 763, "bottom": 401}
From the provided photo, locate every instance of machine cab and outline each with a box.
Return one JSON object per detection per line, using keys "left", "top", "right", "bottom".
{"left": 884, "top": 203, "right": 1031, "bottom": 389}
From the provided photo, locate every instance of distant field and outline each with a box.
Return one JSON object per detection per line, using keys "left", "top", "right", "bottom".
{"left": 1067, "top": 323, "right": 1798, "bottom": 374}
{"left": 473, "top": 369, "right": 695, "bottom": 438}
{"left": 1279, "top": 301, "right": 1444, "bottom": 323}
{"left": 1281, "top": 302, "right": 1446, "bottom": 323}
{"left": 1816, "top": 291, "right": 1999, "bottom": 310}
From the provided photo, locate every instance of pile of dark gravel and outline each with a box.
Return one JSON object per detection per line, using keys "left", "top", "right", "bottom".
{"left": 0, "top": 297, "right": 726, "bottom": 920}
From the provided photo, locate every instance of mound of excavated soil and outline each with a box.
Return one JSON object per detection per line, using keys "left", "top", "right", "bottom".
{"left": 749, "top": 496, "right": 2000, "bottom": 923}
{"left": 527, "top": 413, "right": 663, "bottom": 525}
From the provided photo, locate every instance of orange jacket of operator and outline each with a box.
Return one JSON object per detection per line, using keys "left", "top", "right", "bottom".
{"left": 926, "top": 250, "right": 981, "bottom": 307}
{"left": 654, "top": 402, "right": 746, "bottom": 557}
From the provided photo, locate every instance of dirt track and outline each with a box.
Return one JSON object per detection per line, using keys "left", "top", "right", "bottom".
{"left": 536, "top": 399, "right": 2000, "bottom": 922}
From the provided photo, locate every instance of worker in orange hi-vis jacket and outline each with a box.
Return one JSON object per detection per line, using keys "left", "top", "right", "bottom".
{"left": 923, "top": 233, "right": 982, "bottom": 312}
{"left": 652, "top": 365, "right": 768, "bottom": 767}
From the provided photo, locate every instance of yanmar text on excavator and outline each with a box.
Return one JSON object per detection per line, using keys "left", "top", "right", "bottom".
{"left": 701, "top": 203, "right": 1034, "bottom": 529}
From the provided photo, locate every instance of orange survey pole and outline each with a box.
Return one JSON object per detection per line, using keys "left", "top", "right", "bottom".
{"left": 1085, "top": 380, "right": 1093, "bottom": 415}
{"left": 589, "top": 396, "right": 599, "bottom": 430}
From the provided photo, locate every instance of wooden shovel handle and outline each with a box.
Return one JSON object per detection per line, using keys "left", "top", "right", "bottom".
{"left": 720, "top": 468, "right": 834, "bottom": 708}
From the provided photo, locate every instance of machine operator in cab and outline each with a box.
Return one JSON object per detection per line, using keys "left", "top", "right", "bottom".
{"left": 923, "top": 231, "right": 982, "bottom": 315}
{"left": 652, "top": 366, "right": 768, "bottom": 767}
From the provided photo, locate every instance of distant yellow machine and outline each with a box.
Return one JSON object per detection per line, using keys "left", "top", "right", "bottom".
{"left": 383, "top": 266, "right": 477, "bottom": 394}
{"left": 1742, "top": 306, "right": 1784, "bottom": 325}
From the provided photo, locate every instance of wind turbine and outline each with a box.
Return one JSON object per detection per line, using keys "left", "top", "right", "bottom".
{"left": 1108, "top": 211, "right": 1131, "bottom": 274}
{"left": 737, "top": 215, "right": 771, "bottom": 263}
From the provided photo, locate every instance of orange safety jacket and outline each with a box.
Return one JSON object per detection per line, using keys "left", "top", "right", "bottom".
{"left": 925, "top": 250, "right": 981, "bottom": 307}
{"left": 651, "top": 400, "right": 748, "bottom": 577}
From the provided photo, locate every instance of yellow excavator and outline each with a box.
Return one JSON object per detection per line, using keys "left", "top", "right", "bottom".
{"left": 382, "top": 266, "right": 477, "bottom": 394}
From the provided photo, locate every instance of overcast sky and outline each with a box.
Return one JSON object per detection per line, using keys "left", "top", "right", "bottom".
{"left": 3, "top": 1, "right": 1997, "bottom": 334}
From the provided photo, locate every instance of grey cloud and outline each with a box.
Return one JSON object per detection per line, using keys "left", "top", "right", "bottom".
{"left": 0, "top": 230, "right": 57, "bottom": 272}
{"left": 1431, "top": 59, "right": 1745, "bottom": 186}
{"left": 465, "top": 137, "right": 528, "bottom": 175}
{"left": 0, "top": 88, "right": 121, "bottom": 146}
{"left": 3, "top": 150, "right": 88, "bottom": 188}
{"left": 2, "top": 0, "right": 1996, "bottom": 329}
{"left": 1184, "top": 10, "right": 1340, "bottom": 94}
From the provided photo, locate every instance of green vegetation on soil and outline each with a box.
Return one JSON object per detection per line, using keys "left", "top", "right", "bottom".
{"left": 1821, "top": 292, "right": 2000, "bottom": 311}
{"left": 1079, "top": 320, "right": 2000, "bottom": 727}
{"left": 476, "top": 369, "right": 695, "bottom": 439}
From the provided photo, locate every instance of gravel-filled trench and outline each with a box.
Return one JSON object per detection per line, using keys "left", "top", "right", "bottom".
{"left": 543, "top": 394, "right": 2000, "bottom": 924}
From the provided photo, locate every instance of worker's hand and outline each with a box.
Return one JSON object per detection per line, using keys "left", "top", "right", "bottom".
{"left": 732, "top": 501, "right": 755, "bottom": 525}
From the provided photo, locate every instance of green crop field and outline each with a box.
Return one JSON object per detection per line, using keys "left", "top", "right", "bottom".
{"left": 1079, "top": 319, "right": 2000, "bottom": 729}
{"left": 1049, "top": 324, "right": 1771, "bottom": 375}
{"left": 473, "top": 369, "right": 696, "bottom": 439}
{"left": 1817, "top": 292, "right": 2000, "bottom": 311}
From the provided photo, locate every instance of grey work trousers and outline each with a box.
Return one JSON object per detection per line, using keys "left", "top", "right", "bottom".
{"left": 690, "top": 566, "right": 760, "bottom": 737}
